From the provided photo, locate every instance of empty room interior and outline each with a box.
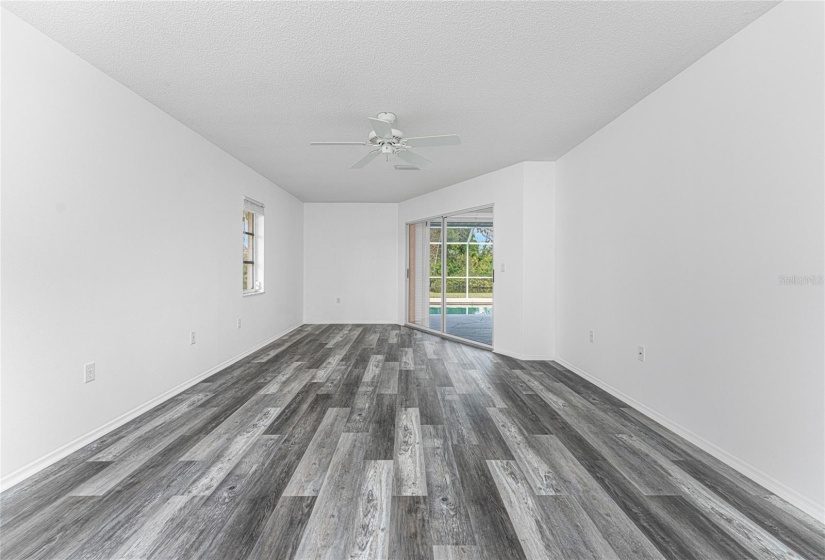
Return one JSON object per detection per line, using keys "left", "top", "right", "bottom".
{"left": 1, "top": 1, "right": 824, "bottom": 559}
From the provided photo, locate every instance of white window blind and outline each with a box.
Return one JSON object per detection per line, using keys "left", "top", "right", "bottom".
{"left": 244, "top": 197, "right": 265, "bottom": 216}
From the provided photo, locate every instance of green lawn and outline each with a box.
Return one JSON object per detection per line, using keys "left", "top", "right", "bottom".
{"left": 432, "top": 292, "right": 493, "bottom": 299}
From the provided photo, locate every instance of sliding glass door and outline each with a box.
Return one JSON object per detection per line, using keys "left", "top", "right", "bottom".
{"left": 407, "top": 206, "right": 493, "bottom": 346}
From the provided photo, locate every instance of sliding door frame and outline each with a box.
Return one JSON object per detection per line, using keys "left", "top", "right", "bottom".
{"left": 405, "top": 203, "right": 494, "bottom": 349}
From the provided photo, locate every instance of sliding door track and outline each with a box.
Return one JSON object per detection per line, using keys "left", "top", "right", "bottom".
{"left": 404, "top": 322, "right": 493, "bottom": 352}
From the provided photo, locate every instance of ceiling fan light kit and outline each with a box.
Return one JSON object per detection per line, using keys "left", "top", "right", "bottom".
{"left": 310, "top": 112, "right": 460, "bottom": 170}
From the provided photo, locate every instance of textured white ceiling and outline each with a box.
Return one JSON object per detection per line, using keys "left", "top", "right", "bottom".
{"left": 5, "top": 1, "right": 776, "bottom": 202}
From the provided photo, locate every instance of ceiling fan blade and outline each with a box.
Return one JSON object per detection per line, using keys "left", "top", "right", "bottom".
{"left": 368, "top": 117, "right": 394, "bottom": 139}
{"left": 310, "top": 141, "right": 369, "bottom": 145}
{"left": 396, "top": 149, "right": 433, "bottom": 169}
{"left": 403, "top": 135, "right": 461, "bottom": 148}
{"left": 351, "top": 150, "right": 380, "bottom": 169}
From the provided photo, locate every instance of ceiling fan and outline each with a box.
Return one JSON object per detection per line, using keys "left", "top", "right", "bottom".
{"left": 310, "top": 112, "right": 460, "bottom": 169}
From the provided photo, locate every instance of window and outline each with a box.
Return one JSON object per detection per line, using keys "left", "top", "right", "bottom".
{"left": 243, "top": 197, "right": 265, "bottom": 294}
{"left": 432, "top": 220, "right": 493, "bottom": 300}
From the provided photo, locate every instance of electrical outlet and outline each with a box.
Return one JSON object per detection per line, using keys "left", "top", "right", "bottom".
{"left": 84, "top": 362, "right": 96, "bottom": 383}
{"left": 500, "top": 263, "right": 506, "bottom": 273}
{"left": 589, "top": 330, "right": 595, "bottom": 343}
{"left": 190, "top": 331, "right": 197, "bottom": 345}
{"left": 637, "top": 345, "right": 645, "bottom": 363}
{"left": 237, "top": 318, "right": 242, "bottom": 329}
{"left": 336, "top": 297, "right": 341, "bottom": 304}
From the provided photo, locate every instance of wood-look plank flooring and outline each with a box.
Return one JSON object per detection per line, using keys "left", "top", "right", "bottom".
{"left": 2, "top": 324, "right": 823, "bottom": 559}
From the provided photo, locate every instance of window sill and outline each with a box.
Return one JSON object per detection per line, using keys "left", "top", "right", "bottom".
{"left": 243, "top": 290, "right": 266, "bottom": 297}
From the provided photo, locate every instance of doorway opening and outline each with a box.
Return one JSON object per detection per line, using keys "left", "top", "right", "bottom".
{"left": 407, "top": 206, "right": 493, "bottom": 346}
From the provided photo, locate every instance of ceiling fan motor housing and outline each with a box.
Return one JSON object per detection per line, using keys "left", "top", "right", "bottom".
{"left": 368, "top": 129, "right": 404, "bottom": 145}
{"left": 376, "top": 112, "right": 396, "bottom": 124}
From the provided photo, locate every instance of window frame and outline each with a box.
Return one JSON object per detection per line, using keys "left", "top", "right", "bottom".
{"left": 430, "top": 223, "right": 493, "bottom": 300}
{"left": 243, "top": 198, "right": 265, "bottom": 296}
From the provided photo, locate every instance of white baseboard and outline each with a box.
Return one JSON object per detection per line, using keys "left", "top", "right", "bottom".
{"left": 0, "top": 323, "right": 303, "bottom": 493}
{"left": 304, "top": 320, "right": 399, "bottom": 325}
{"left": 554, "top": 357, "right": 825, "bottom": 522}
{"left": 494, "top": 348, "right": 555, "bottom": 361}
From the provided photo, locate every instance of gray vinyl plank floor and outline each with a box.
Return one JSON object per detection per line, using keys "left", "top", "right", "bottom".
{"left": 1, "top": 323, "right": 823, "bottom": 559}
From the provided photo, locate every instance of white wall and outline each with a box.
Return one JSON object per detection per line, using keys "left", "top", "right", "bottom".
{"left": 522, "top": 162, "right": 556, "bottom": 358}
{"left": 304, "top": 203, "right": 399, "bottom": 324}
{"left": 398, "top": 162, "right": 555, "bottom": 359}
{"left": 0, "top": 10, "right": 304, "bottom": 483}
{"left": 555, "top": 1, "right": 824, "bottom": 517}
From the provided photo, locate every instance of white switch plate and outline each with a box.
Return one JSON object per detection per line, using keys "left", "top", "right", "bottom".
{"left": 190, "top": 331, "right": 197, "bottom": 345}
{"left": 336, "top": 297, "right": 341, "bottom": 304}
{"left": 500, "top": 263, "right": 506, "bottom": 272}
{"left": 237, "top": 318, "right": 242, "bottom": 329}
{"left": 84, "top": 362, "right": 96, "bottom": 383}
{"left": 637, "top": 345, "right": 645, "bottom": 363}
{"left": 589, "top": 330, "right": 595, "bottom": 343}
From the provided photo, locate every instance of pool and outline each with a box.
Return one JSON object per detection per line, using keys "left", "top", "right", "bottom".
{"left": 430, "top": 306, "right": 492, "bottom": 315}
